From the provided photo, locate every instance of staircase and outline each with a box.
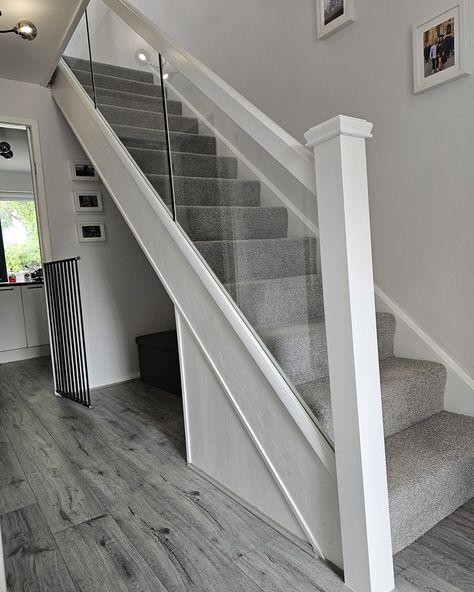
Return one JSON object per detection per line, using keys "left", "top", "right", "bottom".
{"left": 60, "top": 55, "right": 474, "bottom": 561}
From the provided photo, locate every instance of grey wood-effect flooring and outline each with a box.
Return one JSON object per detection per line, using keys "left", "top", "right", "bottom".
{"left": 0, "top": 357, "right": 472, "bottom": 591}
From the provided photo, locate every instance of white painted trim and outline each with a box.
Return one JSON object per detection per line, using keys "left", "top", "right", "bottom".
{"left": 0, "top": 344, "right": 50, "bottom": 364}
{"left": 176, "top": 309, "right": 333, "bottom": 556}
{"left": 89, "top": 371, "right": 140, "bottom": 390}
{"left": 305, "top": 115, "right": 373, "bottom": 146}
{"left": 54, "top": 60, "right": 336, "bottom": 476}
{"left": 102, "top": 0, "right": 316, "bottom": 195}
{"left": 188, "top": 462, "right": 315, "bottom": 557}
{"left": 41, "top": 0, "right": 90, "bottom": 87}
{"left": 375, "top": 286, "right": 474, "bottom": 416}
{"left": 175, "top": 310, "right": 193, "bottom": 464}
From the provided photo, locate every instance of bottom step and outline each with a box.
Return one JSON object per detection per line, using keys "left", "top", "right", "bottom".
{"left": 387, "top": 410, "right": 474, "bottom": 553}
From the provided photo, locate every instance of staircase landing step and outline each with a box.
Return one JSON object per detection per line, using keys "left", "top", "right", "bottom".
{"left": 387, "top": 410, "right": 474, "bottom": 553}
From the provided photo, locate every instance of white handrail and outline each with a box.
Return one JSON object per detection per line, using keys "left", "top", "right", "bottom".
{"left": 102, "top": 0, "right": 317, "bottom": 195}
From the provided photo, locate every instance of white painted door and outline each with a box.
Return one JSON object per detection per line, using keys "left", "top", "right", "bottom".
{"left": 21, "top": 285, "right": 49, "bottom": 347}
{"left": 0, "top": 286, "right": 27, "bottom": 351}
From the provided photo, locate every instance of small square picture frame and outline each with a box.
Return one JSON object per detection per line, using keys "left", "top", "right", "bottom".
{"left": 70, "top": 160, "right": 99, "bottom": 181}
{"left": 413, "top": 1, "right": 470, "bottom": 94}
{"left": 316, "top": 0, "right": 356, "bottom": 39}
{"left": 76, "top": 221, "right": 106, "bottom": 243}
{"left": 73, "top": 191, "right": 103, "bottom": 212}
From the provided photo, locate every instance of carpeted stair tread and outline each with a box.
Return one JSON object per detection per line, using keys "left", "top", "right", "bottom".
{"left": 83, "top": 86, "right": 182, "bottom": 115}
{"left": 149, "top": 175, "right": 261, "bottom": 207}
{"left": 128, "top": 147, "right": 238, "bottom": 179}
{"left": 176, "top": 205, "right": 288, "bottom": 240}
{"left": 258, "top": 313, "right": 395, "bottom": 385}
{"left": 386, "top": 411, "right": 474, "bottom": 553}
{"left": 195, "top": 236, "right": 318, "bottom": 284}
{"left": 100, "top": 104, "right": 198, "bottom": 133}
{"left": 73, "top": 69, "right": 161, "bottom": 96}
{"left": 115, "top": 125, "right": 217, "bottom": 155}
{"left": 64, "top": 56, "right": 153, "bottom": 83}
{"left": 225, "top": 274, "right": 324, "bottom": 328}
{"left": 297, "top": 356, "right": 446, "bottom": 441}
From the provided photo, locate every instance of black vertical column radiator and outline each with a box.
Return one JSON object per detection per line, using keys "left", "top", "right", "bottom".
{"left": 43, "top": 257, "right": 91, "bottom": 407}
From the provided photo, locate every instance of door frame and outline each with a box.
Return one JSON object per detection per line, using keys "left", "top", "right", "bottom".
{"left": 0, "top": 116, "right": 53, "bottom": 263}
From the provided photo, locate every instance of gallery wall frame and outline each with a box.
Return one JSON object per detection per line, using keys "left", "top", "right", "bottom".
{"left": 70, "top": 160, "right": 100, "bottom": 181}
{"left": 316, "top": 0, "right": 356, "bottom": 39}
{"left": 76, "top": 221, "right": 106, "bottom": 242}
{"left": 413, "top": 0, "right": 470, "bottom": 94}
{"left": 73, "top": 191, "right": 103, "bottom": 212}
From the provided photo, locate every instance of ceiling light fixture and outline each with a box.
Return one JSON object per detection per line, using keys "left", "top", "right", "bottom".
{"left": 0, "top": 142, "right": 14, "bottom": 160}
{"left": 135, "top": 49, "right": 150, "bottom": 65}
{"left": 0, "top": 12, "right": 37, "bottom": 41}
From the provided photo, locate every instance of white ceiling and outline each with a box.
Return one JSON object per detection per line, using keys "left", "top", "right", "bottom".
{"left": 0, "top": 0, "right": 87, "bottom": 85}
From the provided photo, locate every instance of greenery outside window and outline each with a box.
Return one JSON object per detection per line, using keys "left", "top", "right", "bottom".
{"left": 0, "top": 199, "right": 42, "bottom": 274}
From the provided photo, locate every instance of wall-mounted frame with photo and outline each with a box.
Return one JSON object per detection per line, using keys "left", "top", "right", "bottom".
{"left": 70, "top": 160, "right": 100, "bottom": 181}
{"left": 413, "top": 1, "right": 470, "bottom": 94}
{"left": 73, "top": 191, "right": 103, "bottom": 212}
{"left": 76, "top": 221, "right": 106, "bottom": 243}
{"left": 316, "top": 0, "right": 355, "bottom": 39}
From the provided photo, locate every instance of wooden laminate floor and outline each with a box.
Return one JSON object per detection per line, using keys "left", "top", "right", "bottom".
{"left": 0, "top": 357, "right": 472, "bottom": 592}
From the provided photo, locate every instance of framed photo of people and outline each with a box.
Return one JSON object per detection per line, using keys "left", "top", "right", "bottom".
{"left": 316, "top": 0, "right": 356, "bottom": 39}
{"left": 413, "top": 1, "right": 470, "bottom": 94}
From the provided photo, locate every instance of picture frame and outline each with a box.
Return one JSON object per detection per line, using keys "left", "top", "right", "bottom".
{"left": 413, "top": 1, "right": 470, "bottom": 94}
{"left": 316, "top": 0, "right": 356, "bottom": 39}
{"left": 73, "top": 191, "right": 103, "bottom": 212}
{"left": 70, "top": 160, "right": 99, "bottom": 181}
{"left": 76, "top": 221, "right": 106, "bottom": 243}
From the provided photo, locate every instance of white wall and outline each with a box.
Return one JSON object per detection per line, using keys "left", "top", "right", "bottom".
{"left": 123, "top": 0, "right": 474, "bottom": 382}
{"left": 0, "top": 76, "right": 176, "bottom": 387}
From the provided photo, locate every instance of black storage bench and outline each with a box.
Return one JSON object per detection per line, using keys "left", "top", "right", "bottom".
{"left": 135, "top": 331, "right": 182, "bottom": 396}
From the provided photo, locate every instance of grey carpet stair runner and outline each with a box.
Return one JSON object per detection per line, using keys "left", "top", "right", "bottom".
{"left": 65, "top": 56, "right": 474, "bottom": 555}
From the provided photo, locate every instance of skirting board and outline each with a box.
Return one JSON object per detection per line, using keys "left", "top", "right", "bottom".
{"left": 90, "top": 371, "right": 141, "bottom": 390}
{"left": 0, "top": 344, "right": 50, "bottom": 364}
{"left": 375, "top": 287, "right": 474, "bottom": 416}
{"left": 188, "top": 462, "right": 315, "bottom": 558}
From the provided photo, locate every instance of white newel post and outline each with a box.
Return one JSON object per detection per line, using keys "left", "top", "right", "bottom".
{"left": 305, "top": 116, "right": 394, "bottom": 592}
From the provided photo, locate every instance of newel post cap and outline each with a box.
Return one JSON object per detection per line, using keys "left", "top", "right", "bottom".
{"left": 304, "top": 115, "right": 373, "bottom": 148}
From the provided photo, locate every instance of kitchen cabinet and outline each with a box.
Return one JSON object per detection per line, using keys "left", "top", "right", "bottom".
{"left": 21, "top": 285, "right": 49, "bottom": 347}
{"left": 0, "top": 286, "right": 27, "bottom": 351}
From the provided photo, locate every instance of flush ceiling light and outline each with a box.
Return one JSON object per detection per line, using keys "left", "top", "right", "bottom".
{"left": 0, "top": 12, "right": 38, "bottom": 41}
{"left": 135, "top": 49, "right": 150, "bottom": 65}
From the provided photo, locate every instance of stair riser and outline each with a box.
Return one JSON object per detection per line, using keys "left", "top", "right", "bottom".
{"left": 74, "top": 69, "right": 161, "bottom": 96}
{"left": 84, "top": 86, "right": 182, "bottom": 115}
{"left": 225, "top": 275, "right": 324, "bottom": 328}
{"left": 149, "top": 176, "right": 261, "bottom": 207}
{"left": 65, "top": 57, "right": 154, "bottom": 83}
{"left": 298, "top": 357, "right": 446, "bottom": 442}
{"left": 177, "top": 207, "right": 288, "bottom": 241}
{"left": 101, "top": 105, "right": 198, "bottom": 134}
{"left": 263, "top": 313, "right": 395, "bottom": 385}
{"left": 117, "top": 127, "right": 217, "bottom": 155}
{"left": 195, "top": 237, "right": 318, "bottom": 284}
{"left": 128, "top": 148, "right": 237, "bottom": 179}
